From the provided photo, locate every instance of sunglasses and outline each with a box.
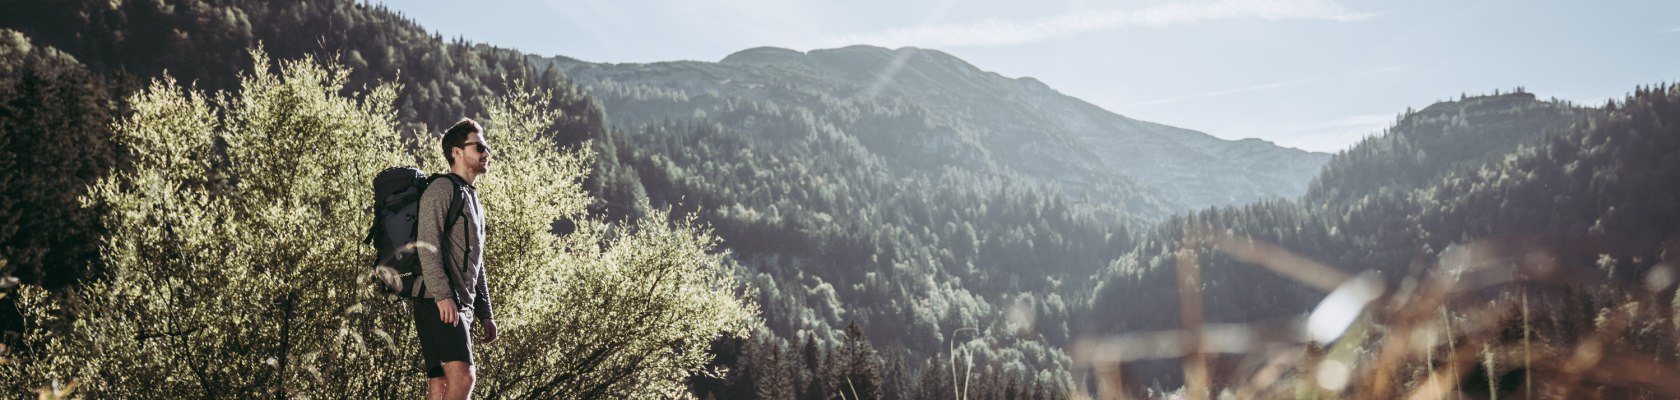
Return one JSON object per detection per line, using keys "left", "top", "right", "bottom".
{"left": 455, "top": 141, "right": 491, "bottom": 154}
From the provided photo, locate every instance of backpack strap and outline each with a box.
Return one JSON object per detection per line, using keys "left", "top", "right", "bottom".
{"left": 429, "top": 173, "right": 471, "bottom": 305}
{"left": 435, "top": 174, "right": 468, "bottom": 244}
{"left": 362, "top": 215, "right": 379, "bottom": 245}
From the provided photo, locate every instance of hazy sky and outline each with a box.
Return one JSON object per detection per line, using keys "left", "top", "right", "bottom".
{"left": 374, "top": 0, "right": 1678, "bottom": 153}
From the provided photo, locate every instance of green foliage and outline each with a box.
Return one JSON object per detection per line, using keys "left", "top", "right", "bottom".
{"left": 2, "top": 48, "right": 414, "bottom": 398}
{"left": 0, "top": 50, "right": 754, "bottom": 399}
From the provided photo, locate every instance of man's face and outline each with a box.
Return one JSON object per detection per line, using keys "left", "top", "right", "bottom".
{"left": 454, "top": 131, "right": 491, "bottom": 174}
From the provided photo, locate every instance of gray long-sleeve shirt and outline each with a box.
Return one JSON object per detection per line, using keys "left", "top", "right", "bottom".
{"left": 417, "top": 174, "right": 494, "bottom": 321}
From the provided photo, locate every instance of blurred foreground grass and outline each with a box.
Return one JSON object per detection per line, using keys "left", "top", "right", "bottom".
{"left": 1068, "top": 228, "right": 1680, "bottom": 399}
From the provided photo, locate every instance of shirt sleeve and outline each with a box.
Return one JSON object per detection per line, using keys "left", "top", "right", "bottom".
{"left": 473, "top": 263, "right": 494, "bottom": 320}
{"left": 417, "top": 179, "right": 457, "bottom": 301}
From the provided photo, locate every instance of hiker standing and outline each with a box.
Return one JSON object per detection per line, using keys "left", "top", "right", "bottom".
{"left": 416, "top": 118, "right": 498, "bottom": 400}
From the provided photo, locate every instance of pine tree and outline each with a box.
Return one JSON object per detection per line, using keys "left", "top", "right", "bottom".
{"left": 880, "top": 345, "right": 913, "bottom": 400}
{"left": 755, "top": 338, "right": 798, "bottom": 400}
{"left": 0, "top": 29, "right": 115, "bottom": 289}
{"left": 832, "top": 321, "right": 882, "bottom": 400}
{"left": 801, "top": 333, "right": 829, "bottom": 400}
{"left": 914, "top": 358, "right": 951, "bottom": 400}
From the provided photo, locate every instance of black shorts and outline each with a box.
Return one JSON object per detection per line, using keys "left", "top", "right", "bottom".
{"left": 413, "top": 299, "right": 474, "bottom": 378}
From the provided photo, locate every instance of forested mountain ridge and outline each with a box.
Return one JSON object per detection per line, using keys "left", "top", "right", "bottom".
{"left": 533, "top": 47, "right": 1334, "bottom": 389}
{"left": 545, "top": 47, "right": 1166, "bottom": 219}
{"left": 544, "top": 45, "right": 1331, "bottom": 215}
{"left": 1309, "top": 91, "right": 1585, "bottom": 202}
{"left": 1084, "top": 85, "right": 1677, "bottom": 391}
{"left": 565, "top": 60, "right": 1131, "bottom": 393}
{"left": 1089, "top": 89, "right": 1586, "bottom": 330}
{"left": 0, "top": 0, "right": 603, "bottom": 134}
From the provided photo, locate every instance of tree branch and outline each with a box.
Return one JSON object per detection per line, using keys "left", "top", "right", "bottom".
{"left": 135, "top": 326, "right": 203, "bottom": 341}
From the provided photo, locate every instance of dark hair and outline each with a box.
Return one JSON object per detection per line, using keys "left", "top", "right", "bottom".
{"left": 441, "top": 118, "right": 483, "bottom": 165}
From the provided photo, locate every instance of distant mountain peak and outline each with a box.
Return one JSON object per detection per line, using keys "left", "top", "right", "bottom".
{"left": 828, "top": 44, "right": 899, "bottom": 53}
{"left": 1416, "top": 91, "right": 1540, "bottom": 116}
{"left": 719, "top": 46, "right": 807, "bottom": 65}
{"left": 797, "top": 46, "right": 973, "bottom": 74}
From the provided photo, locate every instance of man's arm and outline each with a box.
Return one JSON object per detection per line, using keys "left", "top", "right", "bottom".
{"left": 475, "top": 266, "right": 497, "bottom": 343}
{"left": 473, "top": 259, "right": 494, "bottom": 319}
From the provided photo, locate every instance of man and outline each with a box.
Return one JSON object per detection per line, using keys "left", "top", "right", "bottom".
{"left": 416, "top": 118, "right": 498, "bottom": 400}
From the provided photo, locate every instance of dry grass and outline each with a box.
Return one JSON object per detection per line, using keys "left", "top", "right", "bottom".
{"left": 1069, "top": 227, "right": 1680, "bottom": 399}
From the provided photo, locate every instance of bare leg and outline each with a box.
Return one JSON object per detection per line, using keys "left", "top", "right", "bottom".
{"left": 442, "top": 361, "right": 476, "bottom": 400}
{"left": 427, "top": 376, "right": 448, "bottom": 400}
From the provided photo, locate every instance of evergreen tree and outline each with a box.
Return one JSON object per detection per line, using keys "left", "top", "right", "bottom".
{"left": 914, "top": 358, "right": 952, "bottom": 400}
{"left": 0, "top": 29, "right": 116, "bottom": 289}
{"left": 754, "top": 337, "right": 798, "bottom": 400}
{"left": 832, "top": 321, "right": 882, "bottom": 400}
{"left": 801, "top": 333, "right": 829, "bottom": 400}
{"left": 879, "top": 345, "right": 913, "bottom": 400}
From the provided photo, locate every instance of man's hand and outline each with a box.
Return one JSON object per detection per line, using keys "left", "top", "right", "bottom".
{"left": 436, "top": 298, "right": 459, "bottom": 327}
{"left": 481, "top": 319, "right": 499, "bottom": 343}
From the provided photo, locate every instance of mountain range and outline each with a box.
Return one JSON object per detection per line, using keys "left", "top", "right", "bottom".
{"left": 528, "top": 44, "right": 1345, "bottom": 392}
{"left": 542, "top": 45, "right": 1331, "bottom": 218}
{"left": 6, "top": 1, "right": 1675, "bottom": 397}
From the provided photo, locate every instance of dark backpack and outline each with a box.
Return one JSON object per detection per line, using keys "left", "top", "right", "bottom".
{"left": 364, "top": 166, "right": 466, "bottom": 301}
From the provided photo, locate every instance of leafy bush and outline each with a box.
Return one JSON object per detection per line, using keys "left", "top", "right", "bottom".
{"left": 0, "top": 49, "right": 754, "bottom": 399}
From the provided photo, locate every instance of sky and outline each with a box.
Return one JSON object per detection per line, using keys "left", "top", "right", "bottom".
{"left": 373, "top": 0, "right": 1679, "bottom": 153}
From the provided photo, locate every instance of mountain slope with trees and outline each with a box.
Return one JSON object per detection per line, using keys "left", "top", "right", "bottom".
{"left": 0, "top": 29, "right": 118, "bottom": 290}
{"left": 527, "top": 47, "right": 1337, "bottom": 396}
{"left": 545, "top": 45, "right": 1331, "bottom": 216}
{"left": 537, "top": 46, "right": 1198, "bottom": 393}
{"left": 1083, "top": 86, "right": 1680, "bottom": 393}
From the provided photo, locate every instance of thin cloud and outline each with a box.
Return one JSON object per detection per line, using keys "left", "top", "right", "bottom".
{"left": 808, "top": 0, "right": 1376, "bottom": 49}
{"left": 1268, "top": 128, "right": 1377, "bottom": 153}
{"left": 1133, "top": 64, "right": 1407, "bottom": 107}
{"left": 1661, "top": 26, "right": 1680, "bottom": 34}
{"left": 1283, "top": 113, "right": 1394, "bottom": 133}
{"left": 1267, "top": 113, "right": 1393, "bottom": 152}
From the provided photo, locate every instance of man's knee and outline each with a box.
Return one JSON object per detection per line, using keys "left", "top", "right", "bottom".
{"left": 443, "top": 361, "right": 476, "bottom": 384}
{"left": 427, "top": 377, "right": 448, "bottom": 400}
